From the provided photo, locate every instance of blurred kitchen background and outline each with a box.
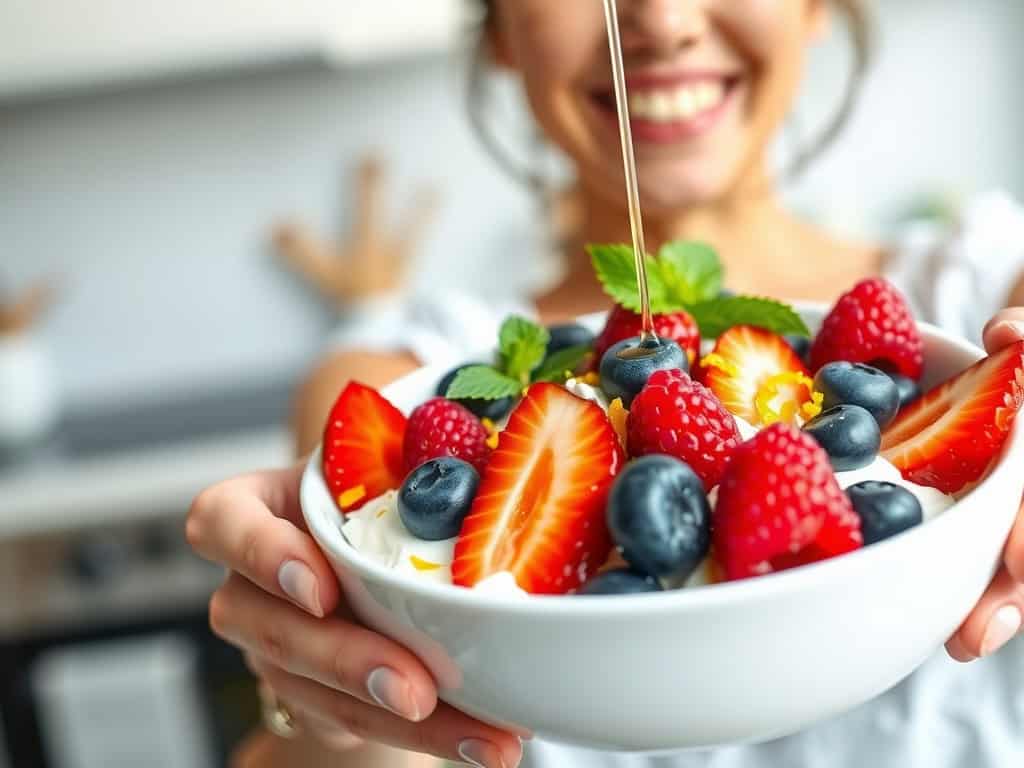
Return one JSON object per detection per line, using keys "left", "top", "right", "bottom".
{"left": 1, "top": 1, "right": 1023, "bottom": 766}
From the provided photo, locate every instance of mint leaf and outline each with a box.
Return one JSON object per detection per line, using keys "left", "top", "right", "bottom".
{"left": 688, "top": 296, "right": 810, "bottom": 339}
{"left": 532, "top": 345, "right": 592, "bottom": 383}
{"left": 446, "top": 366, "right": 522, "bottom": 401}
{"left": 588, "top": 244, "right": 670, "bottom": 314}
{"left": 498, "top": 316, "right": 549, "bottom": 384}
{"left": 657, "top": 241, "right": 723, "bottom": 305}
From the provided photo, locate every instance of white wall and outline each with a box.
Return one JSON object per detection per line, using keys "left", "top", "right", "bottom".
{"left": 0, "top": 57, "right": 534, "bottom": 407}
{"left": 1, "top": 0, "right": 1022, "bottom": 410}
{"left": 788, "top": 0, "right": 1024, "bottom": 232}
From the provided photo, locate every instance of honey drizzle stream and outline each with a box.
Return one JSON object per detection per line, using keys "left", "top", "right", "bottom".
{"left": 602, "top": 0, "right": 656, "bottom": 344}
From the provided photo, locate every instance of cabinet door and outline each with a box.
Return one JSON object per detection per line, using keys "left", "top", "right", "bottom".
{"left": 0, "top": 0, "right": 466, "bottom": 99}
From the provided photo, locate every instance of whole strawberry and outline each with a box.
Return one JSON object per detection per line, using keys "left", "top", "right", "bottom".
{"left": 810, "top": 278, "right": 924, "bottom": 379}
{"left": 714, "top": 423, "right": 863, "bottom": 580}
{"left": 627, "top": 369, "right": 741, "bottom": 491}
{"left": 595, "top": 305, "right": 701, "bottom": 367}
{"left": 403, "top": 398, "right": 492, "bottom": 474}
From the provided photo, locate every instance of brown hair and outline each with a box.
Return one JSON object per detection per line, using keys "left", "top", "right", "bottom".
{"left": 468, "top": 0, "right": 874, "bottom": 185}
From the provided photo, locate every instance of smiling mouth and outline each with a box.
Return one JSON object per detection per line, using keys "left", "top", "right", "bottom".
{"left": 591, "top": 75, "right": 740, "bottom": 143}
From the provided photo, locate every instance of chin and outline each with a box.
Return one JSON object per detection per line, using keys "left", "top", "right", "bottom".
{"left": 636, "top": 165, "right": 736, "bottom": 213}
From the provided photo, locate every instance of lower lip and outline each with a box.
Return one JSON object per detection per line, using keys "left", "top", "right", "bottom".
{"left": 592, "top": 85, "right": 736, "bottom": 145}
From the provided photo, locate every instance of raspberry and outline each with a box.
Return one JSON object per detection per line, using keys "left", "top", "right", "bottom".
{"left": 595, "top": 306, "right": 701, "bottom": 367}
{"left": 810, "top": 278, "right": 924, "bottom": 379}
{"left": 713, "top": 423, "right": 862, "bottom": 581}
{"left": 627, "top": 369, "right": 741, "bottom": 490}
{"left": 403, "top": 398, "right": 492, "bottom": 474}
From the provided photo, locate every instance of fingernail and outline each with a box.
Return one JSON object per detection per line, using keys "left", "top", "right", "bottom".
{"left": 277, "top": 560, "right": 323, "bottom": 617}
{"left": 366, "top": 667, "right": 420, "bottom": 722}
{"left": 981, "top": 605, "right": 1022, "bottom": 656}
{"left": 458, "top": 739, "right": 506, "bottom": 768}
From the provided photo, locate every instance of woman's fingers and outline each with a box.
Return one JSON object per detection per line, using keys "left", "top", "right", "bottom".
{"left": 211, "top": 573, "right": 438, "bottom": 722}
{"left": 946, "top": 565, "right": 1024, "bottom": 661}
{"left": 257, "top": 663, "right": 523, "bottom": 768}
{"left": 948, "top": 499, "right": 1024, "bottom": 660}
{"left": 1004, "top": 499, "right": 1024, "bottom": 585}
{"left": 186, "top": 465, "right": 341, "bottom": 618}
{"left": 982, "top": 308, "right": 1024, "bottom": 353}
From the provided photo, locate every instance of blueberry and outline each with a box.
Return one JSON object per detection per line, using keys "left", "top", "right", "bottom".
{"left": 546, "top": 323, "right": 595, "bottom": 354}
{"left": 437, "top": 364, "right": 515, "bottom": 421}
{"left": 398, "top": 458, "right": 480, "bottom": 541}
{"left": 784, "top": 334, "right": 811, "bottom": 362}
{"left": 599, "top": 336, "right": 687, "bottom": 407}
{"left": 814, "top": 361, "right": 900, "bottom": 428}
{"left": 887, "top": 372, "right": 922, "bottom": 409}
{"left": 803, "top": 404, "right": 881, "bottom": 471}
{"left": 607, "top": 455, "right": 711, "bottom": 580}
{"left": 578, "top": 568, "right": 662, "bottom": 596}
{"left": 847, "top": 481, "right": 923, "bottom": 545}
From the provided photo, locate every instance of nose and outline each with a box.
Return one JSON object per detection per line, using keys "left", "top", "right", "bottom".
{"left": 620, "top": 0, "right": 708, "bottom": 57}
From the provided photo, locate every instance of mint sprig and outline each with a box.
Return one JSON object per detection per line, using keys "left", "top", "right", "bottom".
{"left": 532, "top": 345, "right": 592, "bottom": 383}
{"left": 590, "top": 244, "right": 668, "bottom": 314}
{"left": 588, "top": 241, "right": 809, "bottom": 338}
{"left": 499, "top": 316, "right": 549, "bottom": 383}
{"left": 688, "top": 296, "right": 807, "bottom": 338}
{"left": 657, "top": 241, "right": 722, "bottom": 305}
{"left": 445, "top": 316, "right": 591, "bottom": 401}
{"left": 446, "top": 366, "right": 522, "bottom": 401}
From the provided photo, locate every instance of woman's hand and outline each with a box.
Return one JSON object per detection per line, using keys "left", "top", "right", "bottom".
{"left": 186, "top": 464, "right": 523, "bottom": 768}
{"left": 946, "top": 309, "right": 1024, "bottom": 661}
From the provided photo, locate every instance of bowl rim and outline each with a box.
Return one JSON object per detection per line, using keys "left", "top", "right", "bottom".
{"left": 302, "top": 313, "right": 1024, "bottom": 617}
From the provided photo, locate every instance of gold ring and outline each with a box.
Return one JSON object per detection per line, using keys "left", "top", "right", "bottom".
{"left": 261, "top": 687, "right": 299, "bottom": 739}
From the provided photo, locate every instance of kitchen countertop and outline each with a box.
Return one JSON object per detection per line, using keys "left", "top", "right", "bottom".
{"left": 0, "top": 378, "right": 297, "bottom": 539}
{"left": 0, "top": 427, "right": 291, "bottom": 539}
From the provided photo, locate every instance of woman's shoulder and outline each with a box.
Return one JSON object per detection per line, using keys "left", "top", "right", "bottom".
{"left": 886, "top": 190, "right": 1024, "bottom": 338}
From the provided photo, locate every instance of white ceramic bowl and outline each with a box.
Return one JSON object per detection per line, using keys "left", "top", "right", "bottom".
{"left": 301, "top": 309, "right": 1024, "bottom": 752}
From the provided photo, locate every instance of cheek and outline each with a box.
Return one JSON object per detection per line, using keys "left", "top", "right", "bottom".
{"left": 502, "top": 0, "right": 601, "bottom": 86}
{"left": 717, "top": 1, "right": 812, "bottom": 166}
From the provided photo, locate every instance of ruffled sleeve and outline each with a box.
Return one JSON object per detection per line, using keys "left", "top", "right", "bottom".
{"left": 885, "top": 191, "right": 1024, "bottom": 344}
{"left": 327, "top": 290, "right": 536, "bottom": 370}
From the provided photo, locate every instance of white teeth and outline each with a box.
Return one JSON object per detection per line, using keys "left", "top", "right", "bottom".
{"left": 650, "top": 93, "right": 673, "bottom": 121}
{"left": 627, "top": 81, "right": 726, "bottom": 123}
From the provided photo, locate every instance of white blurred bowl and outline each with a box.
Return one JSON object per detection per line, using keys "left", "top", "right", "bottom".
{"left": 301, "top": 308, "right": 1024, "bottom": 752}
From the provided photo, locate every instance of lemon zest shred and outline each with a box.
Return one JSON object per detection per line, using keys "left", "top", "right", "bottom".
{"left": 608, "top": 397, "right": 629, "bottom": 449}
{"left": 580, "top": 371, "right": 601, "bottom": 386}
{"left": 338, "top": 485, "right": 367, "bottom": 510}
{"left": 409, "top": 555, "right": 442, "bottom": 572}
{"left": 801, "top": 390, "right": 825, "bottom": 420}
{"left": 700, "top": 353, "right": 740, "bottom": 377}
{"left": 481, "top": 417, "right": 500, "bottom": 449}
{"left": 754, "top": 372, "right": 818, "bottom": 426}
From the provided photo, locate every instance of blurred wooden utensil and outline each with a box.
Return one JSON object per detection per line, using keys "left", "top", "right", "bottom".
{"left": 0, "top": 280, "right": 55, "bottom": 336}
{"left": 274, "top": 155, "right": 438, "bottom": 306}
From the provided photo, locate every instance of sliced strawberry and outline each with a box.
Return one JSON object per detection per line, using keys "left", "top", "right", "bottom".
{"left": 451, "top": 383, "right": 624, "bottom": 594}
{"left": 323, "top": 382, "right": 407, "bottom": 513}
{"left": 880, "top": 341, "right": 1024, "bottom": 494}
{"left": 699, "top": 325, "right": 817, "bottom": 426}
